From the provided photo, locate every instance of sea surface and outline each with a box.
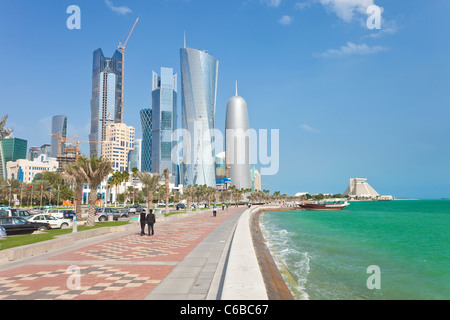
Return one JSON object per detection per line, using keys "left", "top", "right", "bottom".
{"left": 260, "top": 200, "right": 450, "bottom": 300}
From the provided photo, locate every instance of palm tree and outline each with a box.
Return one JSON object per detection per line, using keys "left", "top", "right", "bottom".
{"left": 131, "top": 167, "right": 139, "bottom": 204}
{"left": 138, "top": 172, "right": 160, "bottom": 210}
{"left": 65, "top": 156, "right": 112, "bottom": 226}
{"left": 120, "top": 170, "right": 129, "bottom": 204}
{"left": 163, "top": 168, "right": 170, "bottom": 214}
{"left": 205, "top": 186, "right": 216, "bottom": 208}
{"left": 184, "top": 185, "right": 196, "bottom": 211}
{"left": 64, "top": 161, "right": 86, "bottom": 220}
{"left": 109, "top": 171, "right": 122, "bottom": 207}
{"left": 0, "top": 115, "right": 12, "bottom": 141}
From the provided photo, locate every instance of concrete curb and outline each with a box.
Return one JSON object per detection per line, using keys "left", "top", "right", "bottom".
{"left": 221, "top": 206, "right": 269, "bottom": 300}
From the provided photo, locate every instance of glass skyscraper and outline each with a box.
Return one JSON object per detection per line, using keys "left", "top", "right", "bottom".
{"left": 0, "top": 138, "right": 27, "bottom": 179}
{"left": 89, "top": 48, "right": 122, "bottom": 157}
{"left": 140, "top": 108, "right": 152, "bottom": 173}
{"left": 128, "top": 139, "right": 142, "bottom": 171}
{"left": 151, "top": 67, "right": 177, "bottom": 183}
{"left": 51, "top": 115, "right": 67, "bottom": 158}
{"left": 180, "top": 47, "right": 219, "bottom": 187}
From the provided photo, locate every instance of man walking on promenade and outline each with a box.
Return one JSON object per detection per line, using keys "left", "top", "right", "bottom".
{"left": 146, "top": 209, "right": 156, "bottom": 236}
{"left": 140, "top": 209, "right": 147, "bottom": 236}
{"left": 213, "top": 204, "right": 217, "bottom": 217}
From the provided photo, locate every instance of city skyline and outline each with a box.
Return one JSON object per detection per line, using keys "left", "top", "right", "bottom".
{"left": 1, "top": 1, "right": 449, "bottom": 198}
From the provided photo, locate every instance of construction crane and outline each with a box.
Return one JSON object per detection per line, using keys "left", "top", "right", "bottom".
{"left": 51, "top": 132, "right": 78, "bottom": 157}
{"left": 51, "top": 133, "right": 101, "bottom": 159}
{"left": 118, "top": 17, "right": 139, "bottom": 123}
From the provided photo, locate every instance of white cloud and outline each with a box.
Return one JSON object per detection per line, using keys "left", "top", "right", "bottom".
{"left": 105, "top": 0, "right": 132, "bottom": 15}
{"left": 294, "top": 1, "right": 313, "bottom": 10}
{"left": 316, "top": 0, "right": 375, "bottom": 22}
{"left": 299, "top": 124, "right": 321, "bottom": 133}
{"left": 364, "top": 20, "right": 399, "bottom": 38}
{"left": 278, "top": 15, "right": 294, "bottom": 25}
{"left": 260, "top": 0, "right": 282, "bottom": 7}
{"left": 314, "top": 41, "right": 387, "bottom": 58}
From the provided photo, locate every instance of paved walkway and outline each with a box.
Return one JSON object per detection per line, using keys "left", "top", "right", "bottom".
{"left": 0, "top": 207, "right": 246, "bottom": 300}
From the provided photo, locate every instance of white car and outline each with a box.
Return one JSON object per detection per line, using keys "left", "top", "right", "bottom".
{"left": 40, "top": 209, "right": 66, "bottom": 219}
{"left": 27, "top": 214, "right": 73, "bottom": 229}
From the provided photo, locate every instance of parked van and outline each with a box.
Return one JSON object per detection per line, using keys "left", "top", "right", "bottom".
{"left": 0, "top": 209, "right": 33, "bottom": 219}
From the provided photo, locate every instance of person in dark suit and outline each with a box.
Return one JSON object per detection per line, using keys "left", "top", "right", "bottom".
{"left": 146, "top": 209, "right": 156, "bottom": 236}
{"left": 140, "top": 209, "right": 147, "bottom": 236}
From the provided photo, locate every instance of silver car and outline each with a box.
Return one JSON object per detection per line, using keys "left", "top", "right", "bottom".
{"left": 0, "top": 225, "right": 6, "bottom": 237}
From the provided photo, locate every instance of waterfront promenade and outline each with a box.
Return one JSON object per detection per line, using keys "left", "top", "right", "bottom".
{"left": 0, "top": 205, "right": 290, "bottom": 300}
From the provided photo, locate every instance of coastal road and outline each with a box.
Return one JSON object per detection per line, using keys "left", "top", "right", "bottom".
{"left": 0, "top": 207, "right": 246, "bottom": 300}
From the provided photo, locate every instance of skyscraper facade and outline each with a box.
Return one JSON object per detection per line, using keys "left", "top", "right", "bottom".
{"left": 0, "top": 137, "right": 27, "bottom": 179}
{"left": 225, "top": 90, "right": 251, "bottom": 190}
{"left": 51, "top": 115, "right": 67, "bottom": 158}
{"left": 101, "top": 123, "right": 135, "bottom": 173}
{"left": 128, "top": 139, "right": 142, "bottom": 172}
{"left": 151, "top": 67, "right": 178, "bottom": 182}
{"left": 140, "top": 108, "right": 152, "bottom": 172}
{"left": 180, "top": 47, "right": 219, "bottom": 187}
{"left": 89, "top": 48, "right": 123, "bottom": 157}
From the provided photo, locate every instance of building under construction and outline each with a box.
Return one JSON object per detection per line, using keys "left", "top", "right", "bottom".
{"left": 56, "top": 145, "right": 79, "bottom": 173}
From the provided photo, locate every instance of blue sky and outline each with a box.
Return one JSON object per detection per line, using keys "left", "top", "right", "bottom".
{"left": 1, "top": 0, "right": 449, "bottom": 198}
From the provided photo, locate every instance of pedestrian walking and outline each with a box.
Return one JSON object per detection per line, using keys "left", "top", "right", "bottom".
{"left": 213, "top": 204, "right": 217, "bottom": 217}
{"left": 140, "top": 209, "right": 147, "bottom": 236}
{"left": 146, "top": 209, "right": 156, "bottom": 236}
{"left": 222, "top": 203, "right": 225, "bottom": 210}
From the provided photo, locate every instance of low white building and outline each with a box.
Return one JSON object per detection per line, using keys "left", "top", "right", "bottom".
{"left": 7, "top": 154, "right": 58, "bottom": 183}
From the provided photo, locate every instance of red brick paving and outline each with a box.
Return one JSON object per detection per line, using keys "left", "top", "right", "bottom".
{"left": 0, "top": 208, "right": 242, "bottom": 300}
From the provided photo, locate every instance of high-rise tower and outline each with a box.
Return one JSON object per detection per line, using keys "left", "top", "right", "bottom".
{"left": 89, "top": 48, "right": 122, "bottom": 157}
{"left": 180, "top": 46, "right": 219, "bottom": 187}
{"left": 151, "top": 67, "right": 177, "bottom": 183}
{"left": 225, "top": 84, "right": 251, "bottom": 190}
{"left": 140, "top": 108, "right": 152, "bottom": 173}
{"left": 51, "top": 115, "right": 67, "bottom": 158}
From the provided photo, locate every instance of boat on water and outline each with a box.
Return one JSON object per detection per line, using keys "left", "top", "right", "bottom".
{"left": 298, "top": 200, "right": 350, "bottom": 211}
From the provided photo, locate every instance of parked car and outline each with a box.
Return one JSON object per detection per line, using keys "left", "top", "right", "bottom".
{"left": 40, "top": 209, "right": 68, "bottom": 219}
{"left": 26, "top": 214, "right": 72, "bottom": 229}
{"left": 0, "top": 226, "right": 6, "bottom": 237}
{"left": 128, "top": 204, "right": 144, "bottom": 214}
{"left": 59, "top": 210, "right": 76, "bottom": 219}
{"left": 95, "top": 208, "right": 129, "bottom": 222}
{"left": 0, "top": 209, "right": 33, "bottom": 219}
{"left": 29, "top": 207, "right": 42, "bottom": 214}
{"left": 0, "top": 217, "right": 52, "bottom": 235}
{"left": 176, "top": 203, "right": 186, "bottom": 210}
{"left": 0, "top": 205, "right": 11, "bottom": 210}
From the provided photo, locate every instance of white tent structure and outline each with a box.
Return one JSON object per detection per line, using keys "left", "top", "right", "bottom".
{"left": 343, "top": 178, "right": 380, "bottom": 199}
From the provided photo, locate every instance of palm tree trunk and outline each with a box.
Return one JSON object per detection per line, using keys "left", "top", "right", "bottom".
{"left": 147, "top": 190, "right": 153, "bottom": 211}
{"left": 75, "top": 184, "right": 83, "bottom": 221}
{"left": 86, "top": 189, "right": 97, "bottom": 226}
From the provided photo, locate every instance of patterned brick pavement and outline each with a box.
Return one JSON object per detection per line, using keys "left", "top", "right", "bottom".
{"left": 0, "top": 208, "right": 242, "bottom": 300}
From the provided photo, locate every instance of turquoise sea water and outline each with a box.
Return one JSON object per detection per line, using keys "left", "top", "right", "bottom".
{"left": 260, "top": 200, "right": 450, "bottom": 300}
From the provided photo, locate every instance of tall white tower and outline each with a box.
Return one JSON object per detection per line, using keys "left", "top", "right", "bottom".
{"left": 225, "top": 83, "right": 251, "bottom": 190}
